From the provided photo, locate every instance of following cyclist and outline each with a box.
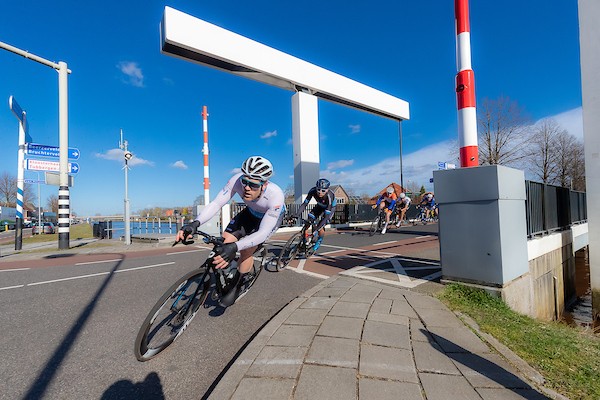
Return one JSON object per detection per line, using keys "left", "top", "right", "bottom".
{"left": 419, "top": 192, "right": 436, "bottom": 220}
{"left": 294, "top": 178, "right": 337, "bottom": 251}
{"left": 395, "top": 192, "right": 411, "bottom": 227}
{"left": 176, "top": 156, "right": 285, "bottom": 305}
{"left": 372, "top": 186, "right": 397, "bottom": 234}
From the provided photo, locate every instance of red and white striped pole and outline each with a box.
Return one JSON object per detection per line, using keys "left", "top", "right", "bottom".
{"left": 202, "top": 106, "right": 210, "bottom": 205}
{"left": 455, "top": 0, "right": 478, "bottom": 167}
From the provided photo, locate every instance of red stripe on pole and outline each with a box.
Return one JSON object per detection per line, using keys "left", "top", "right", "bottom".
{"left": 456, "top": 69, "right": 476, "bottom": 109}
{"left": 455, "top": 0, "right": 470, "bottom": 34}
{"left": 460, "top": 145, "right": 478, "bottom": 167}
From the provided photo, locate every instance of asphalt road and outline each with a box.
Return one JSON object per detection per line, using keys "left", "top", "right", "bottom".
{"left": 0, "top": 248, "right": 320, "bottom": 400}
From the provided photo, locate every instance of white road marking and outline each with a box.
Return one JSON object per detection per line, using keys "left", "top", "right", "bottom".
{"left": 285, "top": 266, "right": 328, "bottom": 279}
{"left": 0, "top": 268, "right": 30, "bottom": 272}
{"left": 374, "top": 240, "right": 398, "bottom": 246}
{"left": 26, "top": 262, "right": 175, "bottom": 287}
{"left": 0, "top": 285, "right": 25, "bottom": 291}
{"left": 166, "top": 249, "right": 206, "bottom": 256}
{"left": 75, "top": 259, "right": 121, "bottom": 266}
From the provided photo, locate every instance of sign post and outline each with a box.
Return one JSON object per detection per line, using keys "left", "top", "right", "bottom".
{"left": 9, "top": 96, "right": 26, "bottom": 250}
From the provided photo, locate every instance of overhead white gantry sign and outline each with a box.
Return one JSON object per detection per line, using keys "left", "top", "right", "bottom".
{"left": 161, "top": 6, "right": 410, "bottom": 201}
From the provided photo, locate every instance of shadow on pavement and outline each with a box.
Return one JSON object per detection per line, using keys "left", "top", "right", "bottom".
{"left": 22, "top": 256, "right": 125, "bottom": 400}
{"left": 425, "top": 330, "right": 550, "bottom": 399}
{"left": 101, "top": 372, "right": 165, "bottom": 400}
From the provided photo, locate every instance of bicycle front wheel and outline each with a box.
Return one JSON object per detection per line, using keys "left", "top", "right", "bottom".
{"left": 135, "top": 269, "right": 210, "bottom": 361}
{"left": 369, "top": 216, "right": 380, "bottom": 236}
{"left": 277, "top": 232, "right": 303, "bottom": 270}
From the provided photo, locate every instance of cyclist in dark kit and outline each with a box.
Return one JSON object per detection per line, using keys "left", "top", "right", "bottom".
{"left": 294, "top": 178, "right": 337, "bottom": 251}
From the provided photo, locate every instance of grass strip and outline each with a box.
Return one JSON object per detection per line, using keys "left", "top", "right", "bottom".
{"left": 437, "top": 284, "right": 600, "bottom": 400}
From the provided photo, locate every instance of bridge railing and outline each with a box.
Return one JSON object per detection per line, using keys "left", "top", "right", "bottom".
{"left": 525, "top": 180, "right": 587, "bottom": 237}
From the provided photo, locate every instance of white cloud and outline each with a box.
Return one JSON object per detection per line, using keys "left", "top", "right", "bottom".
{"left": 349, "top": 124, "right": 361, "bottom": 134}
{"left": 321, "top": 140, "right": 455, "bottom": 195}
{"left": 230, "top": 167, "right": 242, "bottom": 174}
{"left": 171, "top": 160, "right": 188, "bottom": 169}
{"left": 95, "top": 148, "right": 154, "bottom": 166}
{"left": 327, "top": 159, "right": 354, "bottom": 170}
{"left": 543, "top": 107, "right": 583, "bottom": 141}
{"left": 260, "top": 130, "right": 277, "bottom": 139}
{"left": 117, "top": 61, "right": 144, "bottom": 87}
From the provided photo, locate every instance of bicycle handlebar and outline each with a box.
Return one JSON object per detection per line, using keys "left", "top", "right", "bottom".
{"left": 172, "top": 229, "right": 224, "bottom": 247}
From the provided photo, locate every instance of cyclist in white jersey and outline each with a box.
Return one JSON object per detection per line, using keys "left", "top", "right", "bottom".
{"left": 177, "top": 156, "right": 285, "bottom": 283}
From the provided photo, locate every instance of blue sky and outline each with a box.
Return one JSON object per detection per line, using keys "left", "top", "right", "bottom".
{"left": 0, "top": 0, "right": 582, "bottom": 216}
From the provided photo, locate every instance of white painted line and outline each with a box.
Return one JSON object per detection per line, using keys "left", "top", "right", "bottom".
{"left": 0, "top": 284, "right": 25, "bottom": 291}
{"left": 114, "top": 262, "right": 175, "bottom": 274}
{"left": 28, "top": 271, "right": 111, "bottom": 286}
{"left": 75, "top": 259, "right": 121, "bottom": 266}
{"left": 319, "top": 249, "right": 345, "bottom": 255}
{"left": 395, "top": 257, "right": 440, "bottom": 266}
{"left": 167, "top": 249, "right": 206, "bottom": 256}
{"left": 0, "top": 267, "right": 30, "bottom": 272}
{"left": 27, "top": 262, "right": 176, "bottom": 286}
{"left": 297, "top": 259, "right": 306, "bottom": 271}
{"left": 374, "top": 240, "right": 398, "bottom": 246}
{"left": 285, "top": 266, "right": 328, "bottom": 279}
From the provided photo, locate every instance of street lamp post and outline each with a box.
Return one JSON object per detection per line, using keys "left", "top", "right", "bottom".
{"left": 120, "top": 130, "right": 133, "bottom": 245}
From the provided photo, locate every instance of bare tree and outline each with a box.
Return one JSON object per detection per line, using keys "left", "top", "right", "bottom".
{"left": 529, "top": 119, "right": 561, "bottom": 184}
{"left": 569, "top": 140, "right": 586, "bottom": 191}
{"left": 478, "top": 96, "right": 532, "bottom": 167}
{"left": 47, "top": 194, "right": 59, "bottom": 214}
{"left": 0, "top": 172, "right": 17, "bottom": 206}
{"left": 552, "top": 130, "right": 578, "bottom": 187}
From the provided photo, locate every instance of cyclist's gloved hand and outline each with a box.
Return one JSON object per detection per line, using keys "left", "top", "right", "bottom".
{"left": 180, "top": 220, "right": 200, "bottom": 244}
{"left": 216, "top": 242, "right": 238, "bottom": 264}
{"left": 372, "top": 205, "right": 377, "bottom": 209}
{"left": 307, "top": 213, "right": 316, "bottom": 221}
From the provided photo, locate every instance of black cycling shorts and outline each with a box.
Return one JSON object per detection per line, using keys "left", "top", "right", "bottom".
{"left": 225, "top": 207, "right": 262, "bottom": 240}
{"left": 310, "top": 206, "right": 326, "bottom": 218}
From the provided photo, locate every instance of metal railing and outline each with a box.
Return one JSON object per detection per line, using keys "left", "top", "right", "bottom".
{"left": 525, "top": 181, "right": 587, "bottom": 237}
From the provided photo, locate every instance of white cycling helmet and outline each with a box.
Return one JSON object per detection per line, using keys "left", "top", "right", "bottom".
{"left": 386, "top": 187, "right": 394, "bottom": 194}
{"left": 241, "top": 156, "right": 273, "bottom": 181}
{"left": 426, "top": 193, "right": 433, "bottom": 200}
{"left": 399, "top": 192, "right": 406, "bottom": 199}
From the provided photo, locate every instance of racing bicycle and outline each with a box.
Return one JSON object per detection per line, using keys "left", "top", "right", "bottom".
{"left": 276, "top": 217, "right": 320, "bottom": 270}
{"left": 369, "top": 207, "right": 389, "bottom": 236}
{"left": 134, "top": 230, "right": 270, "bottom": 361}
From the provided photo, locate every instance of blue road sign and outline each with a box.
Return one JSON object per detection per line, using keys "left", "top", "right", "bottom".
{"left": 26, "top": 143, "right": 80, "bottom": 160}
{"left": 429, "top": 178, "right": 434, "bottom": 183}
{"left": 70, "top": 162, "right": 80, "bottom": 174}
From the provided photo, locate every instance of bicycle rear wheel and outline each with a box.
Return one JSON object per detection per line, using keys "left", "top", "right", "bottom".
{"left": 135, "top": 269, "right": 210, "bottom": 361}
{"left": 276, "top": 232, "right": 303, "bottom": 270}
{"left": 369, "top": 216, "right": 380, "bottom": 236}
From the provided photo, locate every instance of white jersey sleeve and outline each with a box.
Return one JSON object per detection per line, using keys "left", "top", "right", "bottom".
{"left": 194, "top": 174, "right": 237, "bottom": 225}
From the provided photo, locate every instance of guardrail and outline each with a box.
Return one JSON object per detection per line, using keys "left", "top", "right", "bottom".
{"left": 525, "top": 181, "right": 587, "bottom": 237}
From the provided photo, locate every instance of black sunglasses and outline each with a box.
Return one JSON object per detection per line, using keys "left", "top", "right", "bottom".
{"left": 240, "top": 176, "right": 264, "bottom": 190}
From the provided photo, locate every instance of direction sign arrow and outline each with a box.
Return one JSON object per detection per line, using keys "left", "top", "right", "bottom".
{"left": 26, "top": 143, "right": 80, "bottom": 160}
{"left": 25, "top": 159, "right": 80, "bottom": 174}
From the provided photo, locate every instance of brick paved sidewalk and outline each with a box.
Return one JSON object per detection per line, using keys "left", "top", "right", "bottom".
{"left": 209, "top": 275, "right": 563, "bottom": 400}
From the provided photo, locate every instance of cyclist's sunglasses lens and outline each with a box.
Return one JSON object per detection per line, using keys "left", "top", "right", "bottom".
{"left": 317, "top": 188, "right": 328, "bottom": 194}
{"left": 241, "top": 177, "right": 262, "bottom": 189}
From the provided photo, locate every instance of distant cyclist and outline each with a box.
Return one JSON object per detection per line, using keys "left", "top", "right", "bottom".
{"left": 372, "top": 186, "right": 397, "bottom": 234}
{"left": 176, "top": 155, "right": 285, "bottom": 304}
{"left": 395, "top": 192, "right": 411, "bottom": 227}
{"left": 420, "top": 192, "right": 436, "bottom": 220}
{"left": 294, "top": 178, "right": 337, "bottom": 251}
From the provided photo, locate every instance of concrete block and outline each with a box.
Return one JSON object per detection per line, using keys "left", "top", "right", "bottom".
{"left": 362, "top": 320, "right": 410, "bottom": 349}
{"left": 295, "top": 365, "right": 357, "bottom": 400}
{"left": 305, "top": 336, "right": 360, "bottom": 368}
{"left": 359, "top": 344, "right": 417, "bottom": 382}
{"left": 359, "top": 378, "right": 424, "bottom": 400}
{"left": 420, "top": 372, "right": 482, "bottom": 400}
{"left": 317, "top": 316, "right": 364, "bottom": 340}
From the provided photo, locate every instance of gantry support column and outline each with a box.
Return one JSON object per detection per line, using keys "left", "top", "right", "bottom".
{"left": 292, "top": 91, "right": 320, "bottom": 203}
